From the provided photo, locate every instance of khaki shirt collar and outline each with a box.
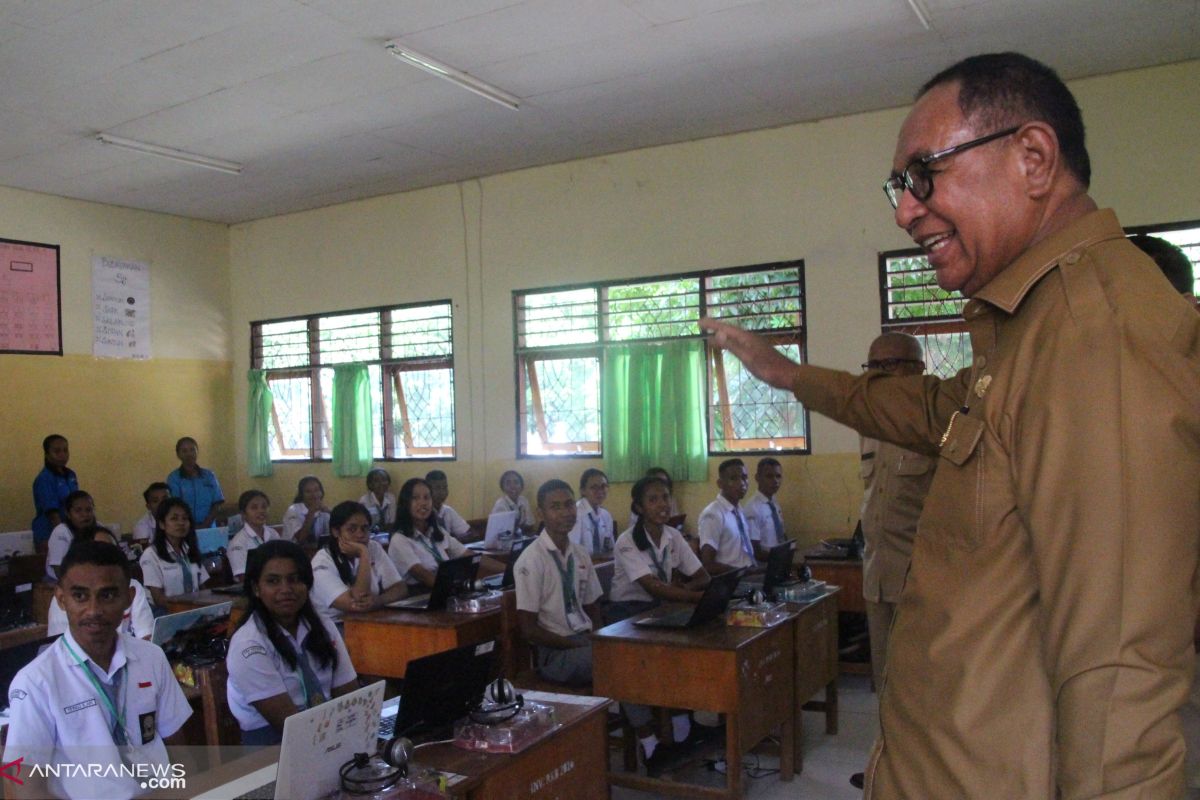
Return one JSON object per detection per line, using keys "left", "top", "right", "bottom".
{"left": 967, "top": 208, "right": 1124, "bottom": 317}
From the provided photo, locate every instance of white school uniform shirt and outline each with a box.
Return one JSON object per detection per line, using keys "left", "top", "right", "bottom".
{"left": 568, "top": 500, "right": 615, "bottom": 556}
{"left": 744, "top": 491, "right": 786, "bottom": 549}
{"left": 46, "top": 523, "right": 78, "bottom": 579}
{"left": 435, "top": 503, "right": 472, "bottom": 539}
{"left": 309, "top": 540, "right": 403, "bottom": 622}
{"left": 387, "top": 529, "right": 470, "bottom": 585}
{"left": 139, "top": 544, "right": 209, "bottom": 599}
{"left": 281, "top": 503, "right": 331, "bottom": 541}
{"left": 491, "top": 494, "right": 533, "bottom": 530}
{"left": 132, "top": 512, "right": 156, "bottom": 543}
{"left": 698, "top": 495, "right": 756, "bottom": 570}
{"left": 358, "top": 492, "right": 397, "bottom": 529}
{"left": 226, "top": 614, "right": 358, "bottom": 732}
{"left": 3, "top": 630, "right": 192, "bottom": 800}
{"left": 514, "top": 531, "right": 603, "bottom": 638}
{"left": 226, "top": 524, "right": 280, "bottom": 578}
{"left": 48, "top": 580, "right": 155, "bottom": 640}
{"left": 610, "top": 526, "right": 703, "bottom": 604}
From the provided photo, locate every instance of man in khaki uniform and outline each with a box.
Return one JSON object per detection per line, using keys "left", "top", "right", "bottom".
{"left": 858, "top": 333, "right": 935, "bottom": 692}
{"left": 703, "top": 52, "right": 1200, "bottom": 798}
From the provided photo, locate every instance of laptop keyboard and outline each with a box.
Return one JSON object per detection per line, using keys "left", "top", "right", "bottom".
{"left": 646, "top": 608, "right": 693, "bottom": 626}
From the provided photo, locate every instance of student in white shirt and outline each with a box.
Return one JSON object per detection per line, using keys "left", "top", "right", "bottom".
{"left": 4, "top": 540, "right": 192, "bottom": 800}
{"left": 139, "top": 497, "right": 209, "bottom": 610}
{"left": 387, "top": 478, "right": 503, "bottom": 589}
{"left": 227, "top": 490, "right": 278, "bottom": 581}
{"left": 514, "top": 480, "right": 603, "bottom": 687}
{"left": 609, "top": 476, "right": 712, "bottom": 769}
{"left": 425, "top": 469, "right": 473, "bottom": 541}
{"left": 358, "top": 468, "right": 396, "bottom": 531}
{"left": 698, "top": 458, "right": 758, "bottom": 575}
{"left": 310, "top": 501, "right": 408, "bottom": 623}
{"left": 744, "top": 457, "right": 786, "bottom": 557}
{"left": 48, "top": 527, "right": 155, "bottom": 640}
{"left": 133, "top": 482, "right": 170, "bottom": 545}
{"left": 227, "top": 540, "right": 359, "bottom": 746}
{"left": 282, "top": 476, "right": 331, "bottom": 545}
{"left": 630, "top": 467, "right": 698, "bottom": 554}
{"left": 492, "top": 470, "right": 534, "bottom": 534}
{"left": 569, "top": 468, "right": 615, "bottom": 556}
{"left": 46, "top": 490, "right": 97, "bottom": 580}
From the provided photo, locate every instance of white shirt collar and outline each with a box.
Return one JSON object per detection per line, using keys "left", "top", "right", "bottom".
{"left": 62, "top": 627, "right": 130, "bottom": 681}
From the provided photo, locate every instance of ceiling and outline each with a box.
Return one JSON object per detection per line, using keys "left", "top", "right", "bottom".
{"left": 0, "top": 0, "right": 1196, "bottom": 224}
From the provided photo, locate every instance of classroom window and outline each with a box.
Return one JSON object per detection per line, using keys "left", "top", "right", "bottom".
{"left": 1124, "top": 219, "right": 1200, "bottom": 296}
{"left": 878, "top": 249, "right": 970, "bottom": 378}
{"left": 252, "top": 302, "right": 454, "bottom": 461}
{"left": 514, "top": 262, "right": 807, "bottom": 457}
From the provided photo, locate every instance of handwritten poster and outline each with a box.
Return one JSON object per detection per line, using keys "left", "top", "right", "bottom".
{"left": 0, "top": 238, "right": 61, "bottom": 354}
{"left": 92, "top": 255, "right": 151, "bottom": 359}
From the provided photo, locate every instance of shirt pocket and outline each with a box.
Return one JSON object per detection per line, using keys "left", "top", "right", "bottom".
{"left": 925, "top": 412, "right": 985, "bottom": 551}
{"left": 895, "top": 453, "right": 934, "bottom": 477}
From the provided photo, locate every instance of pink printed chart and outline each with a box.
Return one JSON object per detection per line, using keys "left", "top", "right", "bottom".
{"left": 0, "top": 238, "right": 61, "bottom": 355}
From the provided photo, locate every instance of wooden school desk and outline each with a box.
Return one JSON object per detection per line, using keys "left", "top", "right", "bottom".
{"left": 341, "top": 606, "right": 502, "bottom": 679}
{"left": 788, "top": 586, "right": 841, "bottom": 770}
{"left": 592, "top": 611, "right": 796, "bottom": 799}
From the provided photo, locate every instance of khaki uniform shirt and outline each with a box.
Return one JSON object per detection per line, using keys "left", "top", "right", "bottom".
{"left": 793, "top": 210, "right": 1200, "bottom": 799}
{"left": 859, "top": 438, "right": 934, "bottom": 603}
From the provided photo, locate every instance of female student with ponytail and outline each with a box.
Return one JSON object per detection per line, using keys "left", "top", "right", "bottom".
{"left": 140, "top": 497, "right": 209, "bottom": 610}
{"left": 226, "top": 540, "right": 359, "bottom": 745}
{"left": 388, "top": 478, "right": 503, "bottom": 589}
{"left": 310, "top": 501, "right": 407, "bottom": 623}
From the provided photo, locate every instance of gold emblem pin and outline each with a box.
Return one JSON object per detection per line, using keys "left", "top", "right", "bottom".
{"left": 974, "top": 375, "right": 992, "bottom": 398}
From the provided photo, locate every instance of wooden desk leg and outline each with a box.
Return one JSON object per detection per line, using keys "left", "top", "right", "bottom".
{"left": 726, "top": 713, "right": 742, "bottom": 798}
{"left": 780, "top": 713, "right": 795, "bottom": 781}
{"left": 824, "top": 680, "right": 838, "bottom": 735}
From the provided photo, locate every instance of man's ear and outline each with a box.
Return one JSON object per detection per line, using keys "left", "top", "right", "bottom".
{"left": 1013, "top": 121, "right": 1060, "bottom": 200}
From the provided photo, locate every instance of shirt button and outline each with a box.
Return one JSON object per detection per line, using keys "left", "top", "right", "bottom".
{"left": 1064, "top": 252, "right": 1081, "bottom": 265}
{"left": 975, "top": 355, "right": 987, "bottom": 369}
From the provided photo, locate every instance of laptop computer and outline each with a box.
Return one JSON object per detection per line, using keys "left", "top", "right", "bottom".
{"left": 0, "top": 634, "right": 57, "bottom": 713}
{"left": 483, "top": 510, "right": 520, "bottom": 549}
{"left": 738, "top": 540, "right": 798, "bottom": 599}
{"left": 633, "top": 569, "right": 744, "bottom": 629}
{"left": 386, "top": 555, "right": 479, "bottom": 611}
{"left": 481, "top": 537, "right": 534, "bottom": 590}
{"left": 0, "top": 582, "right": 35, "bottom": 632}
{"left": 377, "top": 639, "right": 497, "bottom": 741}
{"left": 151, "top": 602, "right": 233, "bottom": 647}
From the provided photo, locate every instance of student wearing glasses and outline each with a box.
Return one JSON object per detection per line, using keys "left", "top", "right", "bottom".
{"left": 310, "top": 501, "right": 407, "bottom": 623}
{"left": 3, "top": 541, "right": 191, "bottom": 800}
{"left": 226, "top": 540, "right": 359, "bottom": 746}
{"left": 568, "top": 468, "right": 615, "bottom": 556}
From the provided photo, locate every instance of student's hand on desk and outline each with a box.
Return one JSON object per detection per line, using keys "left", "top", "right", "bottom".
{"left": 700, "top": 318, "right": 800, "bottom": 390}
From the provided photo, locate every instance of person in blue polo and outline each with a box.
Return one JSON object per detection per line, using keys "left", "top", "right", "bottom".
{"left": 166, "top": 436, "right": 224, "bottom": 528}
{"left": 31, "top": 434, "right": 79, "bottom": 552}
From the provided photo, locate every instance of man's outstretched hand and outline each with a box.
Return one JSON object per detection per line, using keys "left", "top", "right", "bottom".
{"left": 700, "top": 318, "right": 801, "bottom": 390}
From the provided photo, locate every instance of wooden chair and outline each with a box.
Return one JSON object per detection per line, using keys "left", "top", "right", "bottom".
{"left": 195, "top": 662, "right": 241, "bottom": 761}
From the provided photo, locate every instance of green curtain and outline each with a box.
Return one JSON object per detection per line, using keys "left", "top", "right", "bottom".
{"left": 331, "top": 363, "right": 374, "bottom": 477}
{"left": 246, "top": 370, "right": 274, "bottom": 477}
{"left": 602, "top": 339, "right": 708, "bottom": 482}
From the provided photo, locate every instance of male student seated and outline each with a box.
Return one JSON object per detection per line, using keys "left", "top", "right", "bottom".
{"left": 745, "top": 457, "right": 787, "bottom": 556}
{"left": 514, "top": 479, "right": 604, "bottom": 686}
{"left": 4, "top": 540, "right": 192, "bottom": 800}
{"left": 426, "top": 469, "right": 473, "bottom": 541}
{"left": 698, "top": 458, "right": 759, "bottom": 574}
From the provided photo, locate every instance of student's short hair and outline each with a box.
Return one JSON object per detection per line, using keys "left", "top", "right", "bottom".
{"left": 717, "top": 458, "right": 745, "bottom": 477}
{"left": 537, "top": 479, "right": 574, "bottom": 508}
{"left": 238, "top": 489, "right": 269, "bottom": 513}
{"left": 425, "top": 469, "right": 448, "bottom": 483}
{"left": 64, "top": 490, "right": 93, "bottom": 513}
{"left": 174, "top": 436, "right": 198, "bottom": 454}
{"left": 919, "top": 52, "right": 1090, "bottom": 188}
{"left": 499, "top": 470, "right": 524, "bottom": 490}
{"left": 61, "top": 539, "right": 130, "bottom": 580}
{"left": 143, "top": 482, "right": 170, "bottom": 503}
{"left": 42, "top": 434, "right": 67, "bottom": 454}
{"left": 366, "top": 468, "right": 390, "bottom": 485}
{"left": 1130, "top": 234, "right": 1194, "bottom": 295}
{"left": 756, "top": 457, "right": 782, "bottom": 474}
{"left": 92, "top": 526, "right": 118, "bottom": 546}
{"left": 579, "top": 468, "right": 608, "bottom": 492}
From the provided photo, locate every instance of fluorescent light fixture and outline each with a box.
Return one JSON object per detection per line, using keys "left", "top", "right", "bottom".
{"left": 95, "top": 133, "right": 243, "bottom": 175}
{"left": 904, "top": 0, "right": 932, "bottom": 30}
{"left": 384, "top": 40, "right": 520, "bottom": 110}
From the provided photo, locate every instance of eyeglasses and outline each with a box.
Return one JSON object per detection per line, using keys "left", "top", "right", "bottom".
{"left": 862, "top": 358, "right": 926, "bottom": 372}
{"left": 883, "top": 126, "right": 1020, "bottom": 210}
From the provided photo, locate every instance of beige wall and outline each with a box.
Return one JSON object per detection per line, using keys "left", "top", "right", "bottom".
{"left": 0, "top": 186, "right": 232, "bottom": 534}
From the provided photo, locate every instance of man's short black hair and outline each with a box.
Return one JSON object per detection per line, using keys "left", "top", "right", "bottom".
{"left": 717, "top": 458, "right": 745, "bottom": 477}
{"left": 919, "top": 52, "right": 1090, "bottom": 188}
{"left": 425, "top": 469, "right": 448, "bottom": 482}
{"left": 143, "top": 481, "right": 170, "bottom": 503}
{"left": 537, "top": 479, "right": 574, "bottom": 508}
{"left": 1130, "top": 235, "right": 1194, "bottom": 295}
{"left": 756, "top": 457, "right": 781, "bottom": 473}
{"left": 61, "top": 540, "right": 130, "bottom": 580}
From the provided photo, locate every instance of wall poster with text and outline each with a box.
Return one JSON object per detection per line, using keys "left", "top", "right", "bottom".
{"left": 92, "top": 255, "right": 151, "bottom": 359}
{"left": 0, "top": 237, "right": 61, "bottom": 355}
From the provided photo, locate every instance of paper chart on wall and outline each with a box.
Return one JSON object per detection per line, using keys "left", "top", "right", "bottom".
{"left": 92, "top": 255, "right": 151, "bottom": 359}
{"left": 0, "top": 238, "right": 61, "bottom": 354}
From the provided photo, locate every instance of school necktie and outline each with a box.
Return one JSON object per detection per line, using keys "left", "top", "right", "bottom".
{"left": 733, "top": 508, "right": 753, "bottom": 559}
{"left": 179, "top": 552, "right": 195, "bottom": 593}
{"left": 590, "top": 514, "right": 601, "bottom": 553}
{"left": 768, "top": 499, "right": 785, "bottom": 543}
{"left": 101, "top": 666, "right": 128, "bottom": 746}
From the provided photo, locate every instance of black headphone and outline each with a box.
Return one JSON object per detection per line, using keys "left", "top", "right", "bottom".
{"left": 469, "top": 678, "right": 524, "bottom": 724}
{"left": 748, "top": 588, "right": 767, "bottom": 606}
{"left": 379, "top": 736, "right": 413, "bottom": 773}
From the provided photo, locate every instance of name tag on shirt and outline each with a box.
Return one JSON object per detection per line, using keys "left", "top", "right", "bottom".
{"left": 64, "top": 698, "right": 97, "bottom": 715}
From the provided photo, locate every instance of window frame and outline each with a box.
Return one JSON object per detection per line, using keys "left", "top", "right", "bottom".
{"left": 877, "top": 246, "right": 971, "bottom": 379}
{"left": 512, "top": 260, "right": 809, "bottom": 459}
{"left": 250, "top": 299, "right": 456, "bottom": 463}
